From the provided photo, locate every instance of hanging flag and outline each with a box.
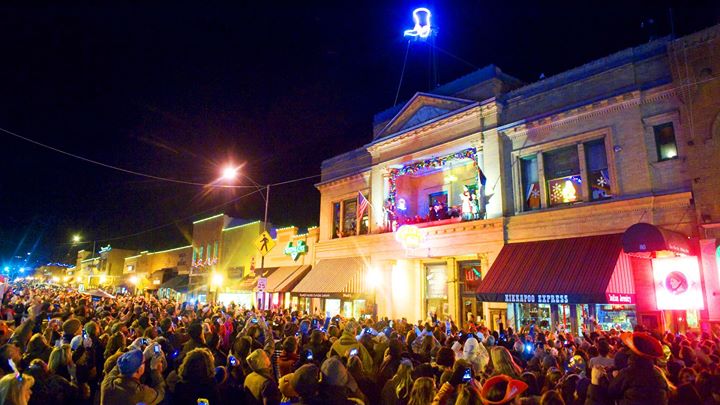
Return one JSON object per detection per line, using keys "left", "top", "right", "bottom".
{"left": 478, "top": 168, "right": 487, "bottom": 187}
{"left": 356, "top": 192, "right": 369, "bottom": 235}
{"left": 526, "top": 183, "right": 541, "bottom": 210}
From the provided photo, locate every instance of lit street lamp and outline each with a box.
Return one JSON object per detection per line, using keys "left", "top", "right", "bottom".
{"left": 72, "top": 235, "right": 81, "bottom": 244}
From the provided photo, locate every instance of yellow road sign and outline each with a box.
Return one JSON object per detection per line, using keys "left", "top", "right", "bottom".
{"left": 254, "top": 231, "right": 276, "bottom": 256}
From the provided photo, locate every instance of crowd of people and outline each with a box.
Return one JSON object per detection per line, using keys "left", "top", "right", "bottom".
{"left": 0, "top": 282, "right": 718, "bottom": 405}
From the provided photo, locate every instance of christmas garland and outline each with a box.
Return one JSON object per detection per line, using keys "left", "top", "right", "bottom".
{"left": 388, "top": 147, "right": 478, "bottom": 205}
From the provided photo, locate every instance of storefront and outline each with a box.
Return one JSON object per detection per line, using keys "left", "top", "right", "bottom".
{"left": 622, "top": 223, "right": 703, "bottom": 333}
{"left": 476, "top": 233, "right": 637, "bottom": 334}
{"left": 458, "top": 260, "right": 485, "bottom": 326}
{"left": 255, "top": 265, "right": 312, "bottom": 310}
{"left": 291, "top": 257, "right": 375, "bottom": 318}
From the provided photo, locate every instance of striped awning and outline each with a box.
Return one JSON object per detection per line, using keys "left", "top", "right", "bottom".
{"left": 265, "top": 265, "right": 311, "bottom": 293}
{"left": 476, "top": 234, "right": 635, "bottom": 304}
{"left": 292, "top": 258, "right": 366, "bottom": 295}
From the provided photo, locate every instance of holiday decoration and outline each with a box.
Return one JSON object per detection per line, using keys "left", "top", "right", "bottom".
{"left": 388, "top": 148, "right": 479, "bottom": 206}
{"left": 395, "top": 224, "right": 423, "bottom": 249}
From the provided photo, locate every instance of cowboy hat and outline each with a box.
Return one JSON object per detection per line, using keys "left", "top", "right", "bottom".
{"left": 480, "top": 374, "right": 528, "bottom": 405}
{"left": 620, "top": 332, "right": 664, "bottom": 359}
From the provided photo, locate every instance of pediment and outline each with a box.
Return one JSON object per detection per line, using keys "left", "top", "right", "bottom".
{"left": 375, "top": 93, "right": 476, "bottom": 140}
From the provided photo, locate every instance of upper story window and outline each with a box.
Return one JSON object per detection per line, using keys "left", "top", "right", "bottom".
{"left": 653, "top": 123, "right": 678, "bottom": 161}
{"left": 544, "top": 146, "right": 582, "bottom": 207}
{"left": 585, "top": 139, "right": 612, "bottom": 201}
{"left": 332, "top": 195, "right": 369, "bottom": 238}
{"left": 521, "top": 156, "right": 540, "bottom": 211}
{"left": 516, "top": 135, "right": 612, "bottom": 212}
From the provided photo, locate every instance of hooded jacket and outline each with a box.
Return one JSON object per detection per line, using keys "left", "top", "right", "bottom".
{"left": 329, "top": 332, "right": 374, "bottom": 375}
{"left": 100, "top": 366, "right": 166, "bottom": 405}
{"left": 462, "top": 337, "right": 489, "bottom": 374}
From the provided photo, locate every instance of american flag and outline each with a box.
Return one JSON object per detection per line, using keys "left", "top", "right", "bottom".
{"left": 357, "top": 192, "right": 369, "bottom": 230}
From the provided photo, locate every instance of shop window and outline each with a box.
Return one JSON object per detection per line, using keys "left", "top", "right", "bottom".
{"left": 332, "top": 202, "right": 341, "bottom": 239}
{"left": 198, "top": 246, "right": 204, "bottom": 261}
{"left": 214, "top": 241, "right": 219, "bottom": 259}
{"left": 521, "top": 156, "right": 540, "bottom": 210}
{"left": 207, "top": 243, "right": 212, "bottom": 259}
{"left": 585, "top": 140, "right": 612, "bottom": 200}
{"left": 654, "top": 123, "right": 678, "bottom": 161}
{"left": 459, "top": 261, "right": 482, "bottom": 294}
{"left": 544, "top": 146, "right": 582, "bottom": 207}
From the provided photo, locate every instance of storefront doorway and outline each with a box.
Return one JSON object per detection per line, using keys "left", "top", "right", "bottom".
{"left": 425, "top": 264, "right": 448, "bottom": 321}
{"left": 489, "top": 308, "right": 507, "bottom": 331}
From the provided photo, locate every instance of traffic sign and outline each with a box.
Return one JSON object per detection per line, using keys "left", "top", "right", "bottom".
{"left": 254, "top": 231, "right": 276, "bottom": 256}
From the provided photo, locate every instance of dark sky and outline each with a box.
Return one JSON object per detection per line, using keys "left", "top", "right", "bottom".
{"left": 0, "top": 1, "right": 718, "bottom": 264}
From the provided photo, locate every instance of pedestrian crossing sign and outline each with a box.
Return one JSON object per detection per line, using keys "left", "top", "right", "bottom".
{"left": 254, "top": 231, "right": 276, "bottom": 256}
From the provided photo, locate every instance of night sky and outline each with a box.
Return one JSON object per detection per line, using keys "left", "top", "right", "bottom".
{"left": 0, "top": 1, "right": 717, "bottom": 264}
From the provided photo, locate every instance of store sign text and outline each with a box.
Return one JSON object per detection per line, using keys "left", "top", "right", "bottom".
{"left": 605, "top": 293, "right": 635, "bottom": 304}
{"left": 504, "top": 294, "right": 569, "bottom": 304}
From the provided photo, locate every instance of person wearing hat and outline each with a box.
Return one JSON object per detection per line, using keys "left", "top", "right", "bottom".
{"left": 328, "top": 321, "right": 373, "bottom": 375}
{"left": 289, "top": 364, "right": 321, "bottom": 404}
{"left": 243, "top": 348, "right": 281, "bottom": 405}
{"left": 100, "top": 349, "right": 166, "bottom": 405}
{"left": 317, "top": 356, "right": 361, "bottom": 405}
{"left": 477, "top": 375, "right": 528, "bottom": 405}
{"left": 587, "top": 332, "right": 669, "bottom": 405}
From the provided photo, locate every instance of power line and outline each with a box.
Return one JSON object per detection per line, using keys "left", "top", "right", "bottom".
{"left": 0, "top": 126, "right": 258, "bottom": 189}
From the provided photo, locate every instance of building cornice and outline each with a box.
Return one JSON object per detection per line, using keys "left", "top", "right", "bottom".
{"left": 315, "top": 170, "right": 371, "bottom": 190}
{"left": 501, "top": 85, "right": 676, "bottom": 138}
{"left": 367, "top": 105, "right": 487, "bottom": 155}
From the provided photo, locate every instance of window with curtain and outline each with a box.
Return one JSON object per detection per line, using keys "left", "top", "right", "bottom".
{"left": 521, "top": 155, "right": 540, "bottom": 210}
{"left": 585, "top": 140, "right": 612, "bottom": 200}
{"left": 544, "top": 146, "right": 582, "bottom": 206}
{"left": 653, "top": 123, "right": 678, "bottom": 161}
{"left": 342, "top": 198, "right": 357, "bottom": 236}
{"left": 332, "top": 202, "right": 341, "bottom": 239}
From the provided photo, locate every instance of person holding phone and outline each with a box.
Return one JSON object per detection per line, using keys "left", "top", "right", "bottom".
{"left": 328, "top": 321, "right": 374, "bottom": 375}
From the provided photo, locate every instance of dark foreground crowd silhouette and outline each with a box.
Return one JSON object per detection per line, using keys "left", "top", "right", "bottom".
{"left": 0, "top": 283, "right": 718, "bottom": 405}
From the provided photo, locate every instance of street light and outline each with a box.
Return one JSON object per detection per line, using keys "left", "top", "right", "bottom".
{"left": 72, "top": 235, "right": 81, "bottom": 243}
{"left": 221, "top": 166, "right": 238, "bottom": 181}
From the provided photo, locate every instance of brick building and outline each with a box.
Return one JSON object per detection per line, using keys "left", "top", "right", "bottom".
{"left": 311, "top": 24, "right": 720, "bottom": 333}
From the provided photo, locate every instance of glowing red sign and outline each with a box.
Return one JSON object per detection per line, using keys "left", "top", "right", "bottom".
{"left": 652, "top": 256, "right": 704, "bottom": 310}
{"left": 605, "top": 293, "right": 635, "bottom": 304}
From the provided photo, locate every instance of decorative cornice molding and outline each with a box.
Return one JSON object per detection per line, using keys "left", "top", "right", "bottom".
{"left": 315, "top": 171, "right": 370, "bottom": 190}
{"left": 367, "top": 106, "right": 484, "bottom": 154}
{"left": 502, "top": 91, "right": 642, "bottom": 138}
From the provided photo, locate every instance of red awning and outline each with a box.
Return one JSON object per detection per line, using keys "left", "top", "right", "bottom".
{"left": 476, "top": 234, "right": 634, "bottom": 304}
{"left": 622, "top": 223, "right": 692, "bottom": 255}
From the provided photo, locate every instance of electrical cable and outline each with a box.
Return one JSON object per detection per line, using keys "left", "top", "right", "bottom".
{"left": 394, "top": 41, "right": 412, "bottom": 106}
{"left": 0, "top": 126, "right": 258, "bottom": 189}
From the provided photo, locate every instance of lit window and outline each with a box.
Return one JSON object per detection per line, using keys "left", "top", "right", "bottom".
{"left": 544, "top": 146, "right": 582, "bottom": 206}
{"left": 654, "top": 123, "right": 678, "bottom": 161}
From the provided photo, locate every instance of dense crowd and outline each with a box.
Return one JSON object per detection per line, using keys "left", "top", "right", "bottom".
{"left": 0, "top": 283, "right": 718, "bottom": 405}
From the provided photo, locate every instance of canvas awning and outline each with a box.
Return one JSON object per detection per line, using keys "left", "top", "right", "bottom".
{"left": 264, "top": 265, "right": 311, "bottom": 293}
{"left": 476, "top": 234, "right": 635, "bottom": 304}
{"left": 292, "top": 258, "right": 366, "bottom": 297}
{"left": 622, "top": 223, "right": 692, "bottom": 255}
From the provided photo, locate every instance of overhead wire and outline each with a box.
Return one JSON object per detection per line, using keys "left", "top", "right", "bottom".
{"left": 0, "top": 126, "right": 258, "bottom": 189}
